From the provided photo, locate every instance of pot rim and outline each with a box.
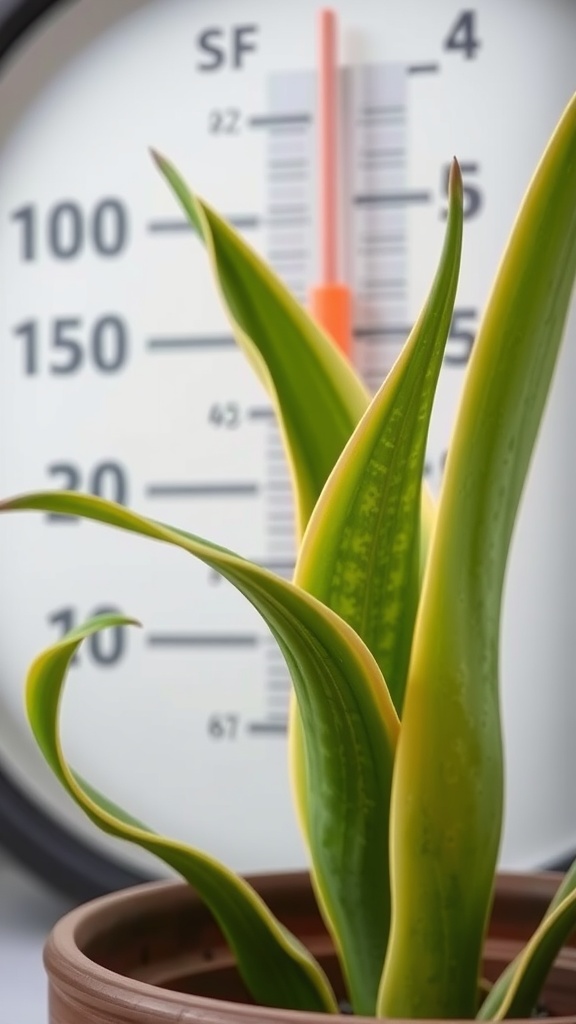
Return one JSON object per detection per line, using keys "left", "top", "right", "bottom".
{"left": 45, "top": 871, "right": 576, "bottom": 1024}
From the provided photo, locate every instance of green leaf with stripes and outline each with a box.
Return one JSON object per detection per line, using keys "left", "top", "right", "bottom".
{"left": 478, "top": 859, "right": 576, "bottom": 1019}
{"left": 2, "top": 489, "right": 398, "bottom": 1014}
{"left": 153, "top": 149, "right": 436, "bottom": 900}
{"left": 295, "top": 161, "right": 463, "bottom": 714}
{"left": 282, "top": 163, "right": 461, "bottom": 1013}
{"left": 378, "top": 92, "right": 576, "bottom": 1021}
{"left": 152, "top": 150, "right": 369, "bottom": 534}
{"left": 25, "top": 612, "right": 337, "bottom": 1014}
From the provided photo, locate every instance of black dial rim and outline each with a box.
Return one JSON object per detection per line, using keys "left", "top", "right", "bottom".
{"left": 0, "top": 0, "right": 150, "bottom": 899}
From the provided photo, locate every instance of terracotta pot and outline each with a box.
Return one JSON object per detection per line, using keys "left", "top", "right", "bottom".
{"left": 45, "top": 871, "right": 576, "bottom": 1023}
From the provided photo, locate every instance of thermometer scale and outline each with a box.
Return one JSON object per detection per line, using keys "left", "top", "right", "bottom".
{"left": 0, "top": 0, "right": 574, "bottom": 897}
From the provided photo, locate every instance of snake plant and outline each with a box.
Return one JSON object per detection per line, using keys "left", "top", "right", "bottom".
{"left": 2, "top": 93, "right": 576, "bottom": 1019}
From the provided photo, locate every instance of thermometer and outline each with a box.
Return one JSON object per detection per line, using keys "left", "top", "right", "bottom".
{"left": 0, "top": 0, "right": 574, "bottom": 898}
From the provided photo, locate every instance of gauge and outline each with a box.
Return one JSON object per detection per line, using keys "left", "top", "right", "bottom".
{"left": 0, "top": 0, "right": 574, "bottom": 899}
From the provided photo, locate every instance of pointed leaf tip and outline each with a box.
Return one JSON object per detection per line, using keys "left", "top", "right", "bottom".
{"left": 449, "top": 157, "right": 462, "bottom": 200}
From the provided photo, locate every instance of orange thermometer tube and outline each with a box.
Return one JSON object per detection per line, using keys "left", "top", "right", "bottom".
{"left": 310, "top": 8, "right": 352, "bottom": 358}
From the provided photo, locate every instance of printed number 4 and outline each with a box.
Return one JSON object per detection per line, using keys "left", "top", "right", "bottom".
{"left": 444, "top": 11, "right": 481, "bottom": 60}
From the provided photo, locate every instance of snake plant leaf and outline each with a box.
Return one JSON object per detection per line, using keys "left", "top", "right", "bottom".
{"left": 151, "top": 150, "right": 369, "bottom": 534}
{"left": 295, "top": 160, "right": 463, "bottom": 714}
{"left": 379, "top": 94, "right": 576, "bottom": 1020}
{"left": 1, "top": 489, "right": 399, "bottom": 1014}
{"left": 286, "top": 163, "right": 461, "bottom": 1008}
{"left": 153, "top": 150, "right": 439, "bottom": 881}
{"left": 25, "top": 612, "right": 337, "bottom": 1014}
{"left": 478, "top": 859, "right": 576, "bottom": 1019}
{"left": 481, "top": 885, "right": 576, "bottom": 1020}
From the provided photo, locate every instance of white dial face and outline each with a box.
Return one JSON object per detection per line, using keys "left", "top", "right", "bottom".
{"left": 0, "top": 0, "right": 574, "bottom": 876}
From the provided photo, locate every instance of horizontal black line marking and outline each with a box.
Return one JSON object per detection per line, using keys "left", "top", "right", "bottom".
{"left": 361, "top": 286, "right": 405, "bottom": 297}
{"left": 363, "top": 274, "right": 407, "bottom": 286}
{"left": 247, "top": 721, "right": 288, "bottom": 735}
{"left": 247, "top": 405, "right": 275, "bottom": 420}
{"left": 354, "top": 190, "right": 432, "bottom": 206}
{"left": 408, "top": 62, "right": 440, "bottom": 74}
{"left": 147, "top": 633, "right": 258, "bottom": 647}
{"left": 360, "top": 231, "right": 405, "bottom": 243}
{"left": 147, "top": 218, "right": 190, "bottom": 233}
{"left": 358, "top": 113, "right": 405, "bottom": 126}
{"left": 147, "top": 215, "right": 260, "bottom": 232}
{"left": 361, "top": 155, "right": 405, "bottom": 164}
{"left": 228, "top": 215, "right": 262, "bottom": 229}
{"left": 249, "top": 112, "right": 312, "bottom": 128}
{"left": 361, "top": 278, "right": 407, "bottom": 288}
{"left": 147, "top": 335, "right": 235, "bottom": 350}
{"left": 360, "top": 158, "right": 405, "bottom": 170}
{"left": 354, "top": 325, "right": 411, "bottom": 339}
{"left": 358, "top": 242, "right": 406, "bottom": 254}
{"left": 362, "top": 104, "right": 405, "bottom": 115}
{"left": 146, "top": 482, "right": 258, "bottom": 497}
{"left": 362, "top": 147, "right": 405, "bottom": 159}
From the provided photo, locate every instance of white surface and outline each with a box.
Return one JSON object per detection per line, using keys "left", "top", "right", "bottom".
{"left": 0, "top": 856, "right": 71, "bottom": 1024}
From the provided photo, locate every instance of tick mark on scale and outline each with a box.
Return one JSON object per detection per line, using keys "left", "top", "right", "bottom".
{"left": 407, "top": 62, "right": 440, "bottom": 74}
{"left": 246, "top": 721, "right": 288, "bottom": 736}
{"left": 247, "top": 405, "right": 274, "bottom": 420}
{"left": 354, "top": 190, "right": 432, "bottom": 206}
{"left": 355, "top": 325, "right": 411, "bottom": 340}
{"left": 146, "top": 335, "right": 235, "bottom": 350}
{"left": 249, "top": 112, "right": 312, "bottom": 128}
{"left": 145, "top": 482, "right": 259, "bottom": 497}
{"left": 147, "top": 633, "right": 258, "bottom": 648}
{"left": 147, "top": 215, "right": 260, "bottom": 232}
